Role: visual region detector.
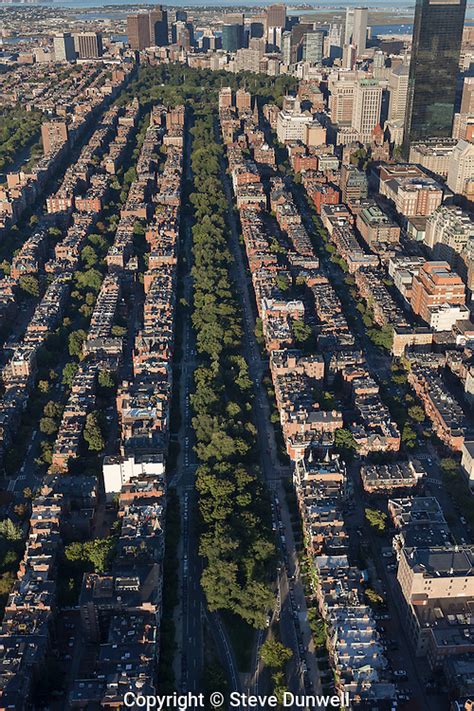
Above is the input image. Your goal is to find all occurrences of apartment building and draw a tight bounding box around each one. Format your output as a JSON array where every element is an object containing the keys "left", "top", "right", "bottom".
[
  {"left": 356, "top": 201, "right": 400, "bottom": 255},
  {"left": 408, "top": 364, "right": 466, "bottom": 450},
  {"left": 409, "top": 139, "right": 457, "bottom": 178},
  {"left": 379, "top": 164, "right": 445, "bottom": 219},
  {"left": 411, "top": 261, "right": 467, "bottom": 330},
  {"left": 398, "top": 546, "right": 474, "bottom": 668}
]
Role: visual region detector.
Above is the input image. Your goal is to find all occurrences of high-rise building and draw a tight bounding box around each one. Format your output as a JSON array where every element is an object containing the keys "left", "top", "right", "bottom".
[
  {"left": 282, "top": 23, "right": 312, "bottom": 65},
  {"left": 265, "top": 4, "right": 286, "bottom": 29},
  {"left": 397, "top": 544, "right": 474, "bottom": 610},
  {"left": 175, "top": 9, "right": 187, "bottom": 22},
  {"left": 149, "top": 6, "right": 168, "bottom": 46},
  {"left": 324, "top": 24, "right": 343, "bottom": 62},
  {"left": 266, "top": 25, "right": 284, "bottom": 50},
  {"left": 172, "top": 20, "right": 194, "bottom": 48},
  {"left": 329, "top": 74, "right": 356, "bottom": 126},
  {"left": 226, "top": 12, "right": 244, "bottom": 25},
  {"left": 352, "top": 7, "right": 368, "bottom": 54},
  {"left": 265, "top": 5, "right": 286, "bottom": 47},
  {"left": 200, "top": 31, "right": 221, "bottom": 52},
  {"left": 222, "top": 22, "right": 244, "bottom": 52},
  {"left": 353, "top": 79, "right": 382, "bottom": 137},
  {"left": 328, "top": 24, "right": 342, "bottom": 48},
  {"left": 344, "top": 7, "right": 354, "bottom": 45},
  {"left": 75, "top": 32, "right": 103, "bottom": 59},
  {"left": 281, "top": 32, "right": 291, "bottom": 64},
  {"left": 452, "top": 113, "right": 474, "bottom": 141},
  {"left": 344, "top": 7, "right": 368, "bottom": 55},
  {"left": 53, "top": 33, "right": 76, "bottom": 62},
  {"left": 372, "top": 50, "right": 385, "bottom": 78},
  {"left": 302, "top": 30, "right": 324, "bottom": 65},
  {"left": 250, "top": 21, "right": 265, "bottom": 39},
  {"left": 388, "top": 63, "right": 409, "bottom": 123},
  {"left": 425, "top": 206, "right": 474, "bottom": 264},
  {"left": 342, "top": 43, "right": 356, "bottom": 70},
  {"left": 41, "top": 120, "right": 69, "bottom": 155},
  {"left": 447, "top": 139, "right": 474, "bottom": 197},
  {"left": 404, "top": 0, "right": 467, "bottom": 147},
  {"left": 409, "top": 138, "right": 457, "bottom": 177},
  {"left": 276, "top": 98, "right": 326, "bottom": 146},
  {"left": 127, "top": 13, "right": 150, "bottom": 50}
]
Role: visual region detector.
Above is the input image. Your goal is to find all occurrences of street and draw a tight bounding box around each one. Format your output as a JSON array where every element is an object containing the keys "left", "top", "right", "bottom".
[{"left": 219, "top": 146, "right": 324, "bottom": 698}]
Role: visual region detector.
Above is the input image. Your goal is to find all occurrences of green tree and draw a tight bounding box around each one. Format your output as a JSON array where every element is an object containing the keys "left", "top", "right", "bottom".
[
  {"left": 292, "top": 319, "right": 312, "bottom": 347},
  {"left": 83, "top": 412, "right": 104, "bottom": 452},
  {"left": 13, "top": 503, "right": 28, "bottom": 520},
  {"left": 111, "top": 325, "right": 127, "bottom": 337},
  {"left": 98, "top": 369, "right": 115, "bottom": 389},
  {"left": 0, "top": 519, "right": 22, "bottom": 541},
  {"left": 64, "top": 536, "right": 115, "bottom": 574},
  {"left": 68, "top": 329, "right": 87, "bottom": 358},
  {"left": 365, "top": 587, "right": 385, "bottom": 607},
  {"left": 0, "top": 260, "right": 11, "bottom": 276},
  {"left": 62, "top": 361, "right": 78, "bottom": 387},
  {"left": 85, "top": 537, "right": 115, "bottom": 573},
  {"left": 260, "top": 639, "right": 292, "bottom": 669},
  {"left": 368, "top": 325, "right": 393, "bottom": 351},
  {"left": 334, "top": 428, "right": 358, "bottom": 460},
  {"left": 81, "top": 245, "right": 98, "bottom": 268},
  {"left": 365, "top": 508, "right": 387, "bottom": 533},
  {"left": 272, "top": 671, "right": 288, "bottom": 706},
  {"left": 408, "top": 405, "right": 425, "bottom": 423},
  {"left": 0, "top": 572, "right": 16, "bottom": 597},
  {"left": 317, "top": 390, "right": 337, "bottom": 411},
  {"left": 307, "top": 608, "right": 327, "bottom": 650},
  {"left": 19, "top": 275, "right": 40, "bottom": 297},
  {"left": 36, "top": 440, "right": 52, "bottom": 466},
  {"left": 401, "top": 422, "right": 417, "bottom": 449},
  {"left": 39, "top": 417, "right": 58, "bottom": 436},
  {"left": 43, "top": 401, "right": 62, "bottom": 419},
  {"left": 75, "top": 268, "right": 102, "bottom": 292},
  {"left": 440, "top": 458, "right": 459, "bottom": 475},
  {"left": 38, "top": 380, "right": 49, "bottom": 394},
  {"left": 276, "top": 275, "right": 290, "bottom": 292}
]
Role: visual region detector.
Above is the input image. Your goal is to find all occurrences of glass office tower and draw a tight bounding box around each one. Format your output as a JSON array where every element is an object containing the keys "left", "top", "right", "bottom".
[
  {"left": 404, "top": 0, "right": 467, "bottom": 148},
  {"left": 149, "top": 6, "right": 169, "bottom": 46},
  {"left": 222, "top": 23, "right": 244, "bottom": 52}
]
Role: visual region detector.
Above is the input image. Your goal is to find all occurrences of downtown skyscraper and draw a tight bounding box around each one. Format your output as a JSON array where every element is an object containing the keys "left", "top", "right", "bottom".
[
  {"left": 404, "top": 0, "right": 467, "bottom": 147},
  {"left": 127, "top": 5, "right": 168, "bottom": 50}
]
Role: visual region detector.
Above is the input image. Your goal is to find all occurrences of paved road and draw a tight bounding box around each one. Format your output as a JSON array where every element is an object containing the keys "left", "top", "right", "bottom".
[{"left": 172, "top": 125, "right": 204, "bottom": 694}]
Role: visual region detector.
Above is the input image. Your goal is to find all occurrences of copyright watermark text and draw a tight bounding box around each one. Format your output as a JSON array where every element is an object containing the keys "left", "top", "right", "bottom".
[{"left": 124, "top": 691, "right": 350, "bottom": 709}]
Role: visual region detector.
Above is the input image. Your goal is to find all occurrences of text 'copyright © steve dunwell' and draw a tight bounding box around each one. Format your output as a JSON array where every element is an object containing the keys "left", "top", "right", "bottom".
[{"left": 124, "top": 691, "right": 350, "bottom": 709}]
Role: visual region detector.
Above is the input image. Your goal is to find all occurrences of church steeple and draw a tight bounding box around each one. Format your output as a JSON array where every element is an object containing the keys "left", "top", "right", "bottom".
[{"left": 252, "top": 96, "right": 259, "bottom": 122}]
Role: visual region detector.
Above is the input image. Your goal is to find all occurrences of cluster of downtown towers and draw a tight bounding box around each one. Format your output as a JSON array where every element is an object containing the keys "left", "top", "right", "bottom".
[{"left": 125, "top": 0, "right": 467, "bottom": 148}]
